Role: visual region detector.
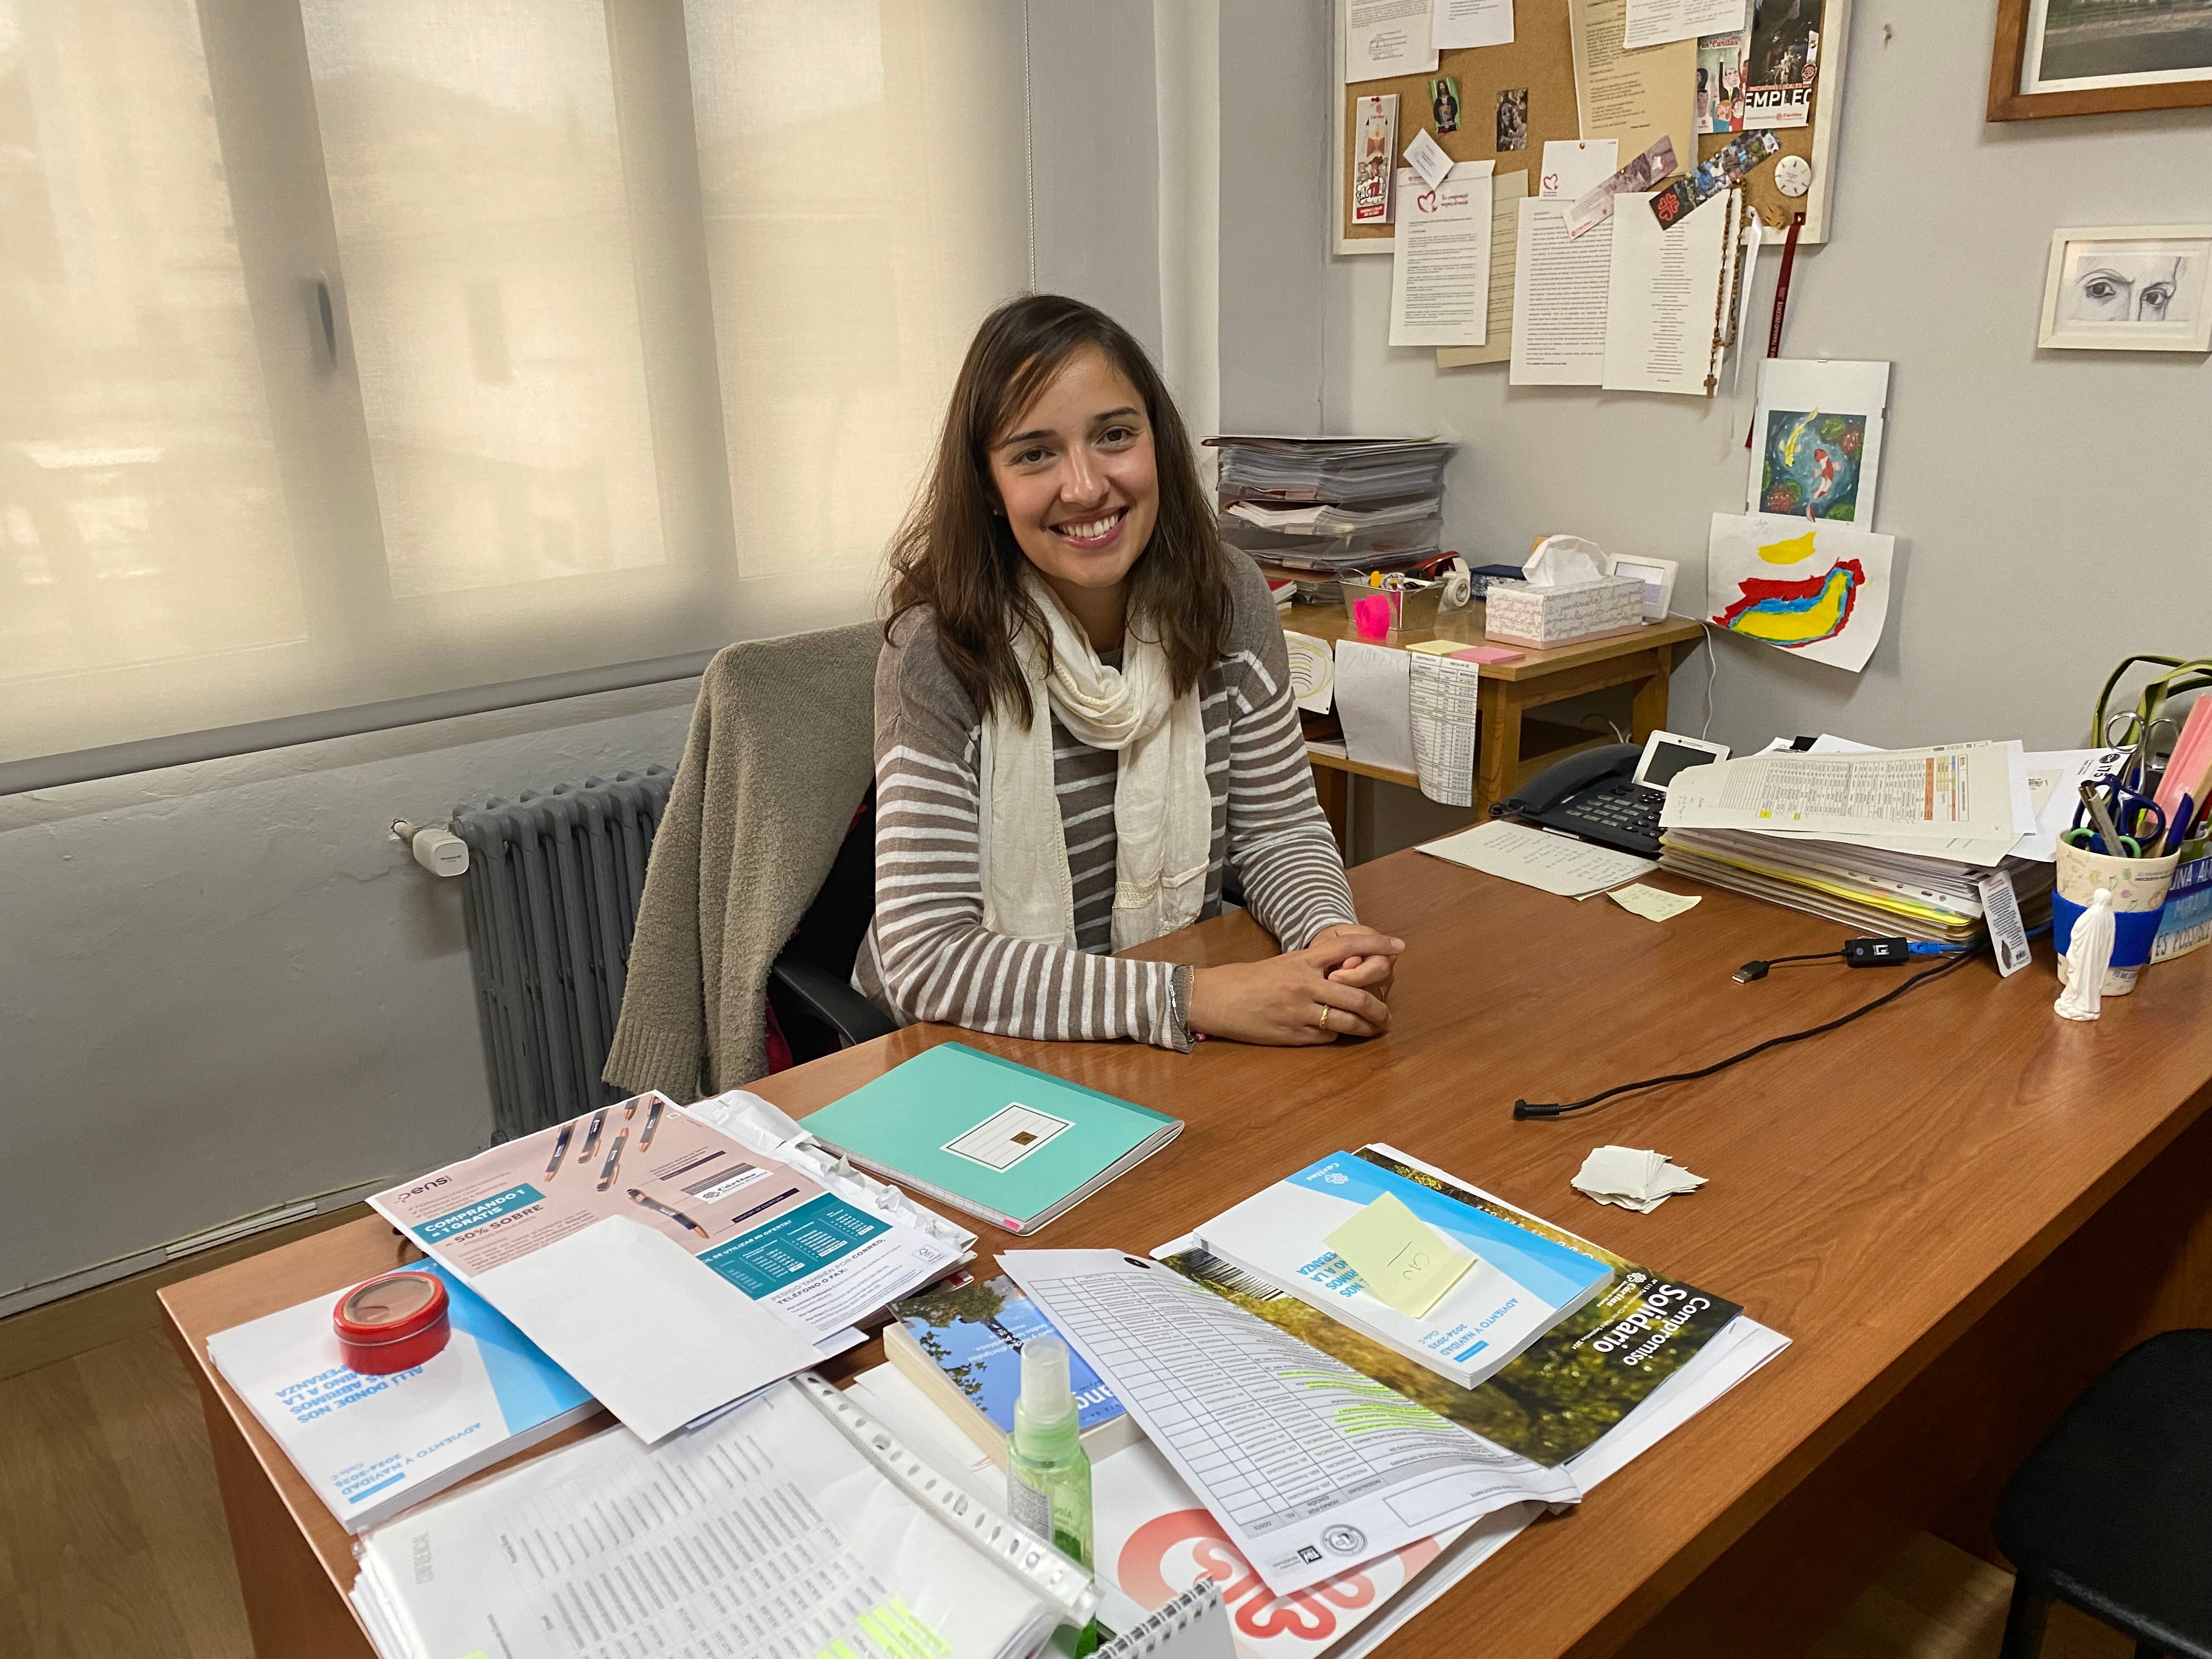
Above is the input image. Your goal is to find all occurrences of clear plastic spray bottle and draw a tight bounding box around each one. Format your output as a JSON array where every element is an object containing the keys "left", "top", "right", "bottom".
[{"left": 1006, "top": 1335, "right": 1098, "bottom": 1654}]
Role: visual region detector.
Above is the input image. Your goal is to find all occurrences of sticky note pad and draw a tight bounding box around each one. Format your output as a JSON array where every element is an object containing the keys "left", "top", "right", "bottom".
[
  {"left": 1323, "top": 1193, "right": 1477, "bottom": 1318},
  {"left": 1404, "top": 637, "right": 1464, "bottom": 655}
]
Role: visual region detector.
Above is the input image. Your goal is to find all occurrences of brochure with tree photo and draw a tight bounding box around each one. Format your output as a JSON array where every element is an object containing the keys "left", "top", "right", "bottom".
[{"left": 1159, "top": 1143, "right": 1742, "bottom": 1466}]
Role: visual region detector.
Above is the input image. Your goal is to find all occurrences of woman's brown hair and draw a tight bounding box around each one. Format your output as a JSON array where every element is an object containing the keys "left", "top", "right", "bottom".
[{"left": 885, "top": 294, "right": 1230, "bottom": 729}]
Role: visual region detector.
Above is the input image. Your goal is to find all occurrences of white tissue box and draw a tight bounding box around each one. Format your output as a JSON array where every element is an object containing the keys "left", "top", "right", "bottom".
[{"left": 1483, "top": 574, "right": 1647, "bottom": 650}]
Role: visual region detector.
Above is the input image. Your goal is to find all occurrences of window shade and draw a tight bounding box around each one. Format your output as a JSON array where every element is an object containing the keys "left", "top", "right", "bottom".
[{"left": 0, "top": 0, "right": 1030, "bottom": 769}]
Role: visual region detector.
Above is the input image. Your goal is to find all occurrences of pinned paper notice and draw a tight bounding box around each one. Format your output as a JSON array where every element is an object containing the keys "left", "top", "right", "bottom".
[
  {"left": 1404, "top": 127, "right": 1454, "bottom": 191},
  {"left": 1608, "top": 884, "right": 1702, "bottom": 921},
  {"left": 1539, "top": 138, "right": 1616, "bottom": 200},
  {"left": 1324, "top": 1193, "right": 1477, "bottom": 1318}
]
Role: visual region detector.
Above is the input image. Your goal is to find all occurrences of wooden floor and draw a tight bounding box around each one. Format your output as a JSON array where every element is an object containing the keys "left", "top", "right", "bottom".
[{"left": 0, "top": 1310, "right": 2132, "bottom": 1659}]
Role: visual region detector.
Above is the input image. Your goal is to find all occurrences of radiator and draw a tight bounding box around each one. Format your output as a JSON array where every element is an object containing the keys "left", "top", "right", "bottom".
[{"left": 452, "top": 766, "right": 676, "bottom": 1143}]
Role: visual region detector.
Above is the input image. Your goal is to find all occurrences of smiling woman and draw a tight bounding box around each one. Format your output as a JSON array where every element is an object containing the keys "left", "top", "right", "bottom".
[{"left": 855, "top": 295, "right": 1405, "bottom": 1053}]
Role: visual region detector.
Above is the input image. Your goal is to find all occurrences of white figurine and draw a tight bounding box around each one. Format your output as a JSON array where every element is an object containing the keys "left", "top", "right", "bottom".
[{"left": 2055, "top": 887, "right": 2116, "bottom": 1022}]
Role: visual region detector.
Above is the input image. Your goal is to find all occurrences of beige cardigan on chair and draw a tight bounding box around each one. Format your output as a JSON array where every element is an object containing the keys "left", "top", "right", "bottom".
[{"left": 602, "top": 622, "right": 881, "bottom": 1101}]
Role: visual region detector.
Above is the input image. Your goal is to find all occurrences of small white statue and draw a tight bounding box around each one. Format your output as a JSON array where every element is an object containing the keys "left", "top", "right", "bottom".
[{"left": 2055, "top": 887, "right": 2117, "bottom": 1022}]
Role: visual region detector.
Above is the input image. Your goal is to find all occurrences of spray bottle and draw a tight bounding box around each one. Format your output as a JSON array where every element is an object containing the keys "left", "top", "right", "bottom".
[{"left": 1006, "top": 1335, "right": 1098, "bottom": 1652}]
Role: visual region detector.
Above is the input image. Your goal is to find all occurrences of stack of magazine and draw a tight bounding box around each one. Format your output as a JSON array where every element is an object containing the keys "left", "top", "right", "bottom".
[{"left": 1207, "top": 435, "right": 1454, "bottom": 578}]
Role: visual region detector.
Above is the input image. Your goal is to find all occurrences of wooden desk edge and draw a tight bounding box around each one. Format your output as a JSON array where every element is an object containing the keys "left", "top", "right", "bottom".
[{"left": 1564, "top": 1068, "right": 2212, "bottom": 1656}]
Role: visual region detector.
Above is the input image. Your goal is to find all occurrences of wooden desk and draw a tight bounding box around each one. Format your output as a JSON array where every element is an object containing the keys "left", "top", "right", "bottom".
[
  {"left": 163, "top": 855, "right": 2212, "bottom": 1659},
  {"left": 1285, "top": 601, "right": 1705, "bottom": 836}
]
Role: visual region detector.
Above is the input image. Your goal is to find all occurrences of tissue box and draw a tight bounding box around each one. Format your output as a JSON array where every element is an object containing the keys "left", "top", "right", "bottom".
[{"left": 1483, "top": 574, "right": 1646, "bottom": 650}]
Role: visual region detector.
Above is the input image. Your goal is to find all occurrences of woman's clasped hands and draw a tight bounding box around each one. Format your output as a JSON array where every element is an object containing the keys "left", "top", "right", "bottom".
[{"left": 1187, "top": 924, "right": 1405, "bottom": 1046}]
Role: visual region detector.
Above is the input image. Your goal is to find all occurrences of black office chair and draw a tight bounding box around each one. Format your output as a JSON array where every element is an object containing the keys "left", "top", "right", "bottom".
[
  {"left": 766, "top": 788, "right": 898, "bottom": 1065},
  {"left": 1994, "top": 1328, "right": 2212, "bottom": 1659}
]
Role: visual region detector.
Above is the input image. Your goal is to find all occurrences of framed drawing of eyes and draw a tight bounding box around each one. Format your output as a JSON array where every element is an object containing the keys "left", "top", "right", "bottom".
[{"left": 2038, "top": 225, "right": 2212, "bottom": 352}]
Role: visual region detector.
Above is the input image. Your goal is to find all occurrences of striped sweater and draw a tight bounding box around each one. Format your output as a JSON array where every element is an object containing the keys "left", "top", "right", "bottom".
[{"left": 855, "top": 555, "right": 1357, "bottom": 1051}]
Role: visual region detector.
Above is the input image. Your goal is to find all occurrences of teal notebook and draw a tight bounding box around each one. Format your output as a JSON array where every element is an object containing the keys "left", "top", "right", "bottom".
[{"left": 799, "top": 1043, "right": 1183, "bottom": 1234}]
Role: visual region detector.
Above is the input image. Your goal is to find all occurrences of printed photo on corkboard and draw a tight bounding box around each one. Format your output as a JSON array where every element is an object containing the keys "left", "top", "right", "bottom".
[{"left": 1496, "top": 87, "right": 1530, "bottom": 149}]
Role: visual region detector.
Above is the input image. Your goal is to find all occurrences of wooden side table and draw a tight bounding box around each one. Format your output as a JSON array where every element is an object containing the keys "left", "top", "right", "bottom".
[{"left": 1280, "top": 601, "right": 1706, "bottom": 848}]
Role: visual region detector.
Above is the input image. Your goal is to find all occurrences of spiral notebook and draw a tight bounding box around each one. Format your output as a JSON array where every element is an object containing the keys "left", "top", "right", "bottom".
[{"left": 1099, "top": 1579, "right": 1234, "bottom": 1658}]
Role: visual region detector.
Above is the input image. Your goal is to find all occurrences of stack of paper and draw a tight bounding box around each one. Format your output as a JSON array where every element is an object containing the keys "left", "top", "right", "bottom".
[
  {"left": 1572, "top": 1146, "right": 1707, "bottom": 1214},
  {"left": 1656, "top": 738, "right": 2081, "bottom": 943},
  {"left": 348, "top": 1376, "right": 1096, "bottom": 1659},
  {"left": 1206, "top": 435, "right": 1455, "bottom": 576}
]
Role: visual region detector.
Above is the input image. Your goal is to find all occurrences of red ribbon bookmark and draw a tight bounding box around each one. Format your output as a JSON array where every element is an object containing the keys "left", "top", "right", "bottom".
[{"left": 1747, "top": 211, "right": 1807, "bottom": 449}]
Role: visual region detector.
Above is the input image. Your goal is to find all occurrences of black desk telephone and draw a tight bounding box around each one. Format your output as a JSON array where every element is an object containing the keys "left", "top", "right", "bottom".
[{"left": 1491, "top": 731, "right": 1730, "bottom": 857}]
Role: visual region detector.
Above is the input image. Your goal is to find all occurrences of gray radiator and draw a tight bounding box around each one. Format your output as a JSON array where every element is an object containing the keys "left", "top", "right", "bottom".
[{"left": 452, "top": 767, "right": 675, "bottom": 1143}]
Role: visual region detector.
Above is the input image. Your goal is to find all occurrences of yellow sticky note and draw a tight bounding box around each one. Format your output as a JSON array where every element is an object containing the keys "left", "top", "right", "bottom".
[
  {"left": 1607, "top": 883, "right": 1702, "bottom": 922},
  {"left": 1404, "top": 637, "right": 1464, "bottom": 654},
  {"left": 1323, "top": 1193, "right": 1476, "bottom": 1319}
]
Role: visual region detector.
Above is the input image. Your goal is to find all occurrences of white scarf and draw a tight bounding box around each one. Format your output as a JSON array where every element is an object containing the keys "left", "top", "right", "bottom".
[{"left": 977, "top": 575, "right": 1211, "bottom": 952}]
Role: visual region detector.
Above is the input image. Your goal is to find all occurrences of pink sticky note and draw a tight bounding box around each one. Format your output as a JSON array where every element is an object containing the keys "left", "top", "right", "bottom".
[
  {"left": 1453, "top": 645, "right": 1524, "bottom": 663},
  {"left": 1353, "top": 594, "right": 1393, "bottom": 641}
]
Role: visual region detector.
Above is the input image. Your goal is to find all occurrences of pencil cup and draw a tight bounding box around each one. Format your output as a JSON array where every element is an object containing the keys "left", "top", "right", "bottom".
[{"left": 2052, "top": 839, "right": 2180, "bottom": 997}]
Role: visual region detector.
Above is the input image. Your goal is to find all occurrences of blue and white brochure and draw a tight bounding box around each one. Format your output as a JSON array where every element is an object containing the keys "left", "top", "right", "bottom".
[
  {"left": 206, "top": 1261, "right": 596, "bottom": 1532},
  {"left": 1195, "top": 1152, "right": 1616, "bottom": 1388}
]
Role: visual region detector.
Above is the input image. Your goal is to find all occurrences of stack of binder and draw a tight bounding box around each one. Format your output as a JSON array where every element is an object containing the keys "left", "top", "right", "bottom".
[{"left": 1205, "top": 434, "right": 1454, "bottom": 577}]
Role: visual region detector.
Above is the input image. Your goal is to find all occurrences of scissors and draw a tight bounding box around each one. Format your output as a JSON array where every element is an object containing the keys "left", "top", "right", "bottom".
[
  {"left": 2102, "top": 712, "right": 2180, "bottom": 795},
  {"left": 2072, "top": 775, "right": 2166, "bottom": 858}
]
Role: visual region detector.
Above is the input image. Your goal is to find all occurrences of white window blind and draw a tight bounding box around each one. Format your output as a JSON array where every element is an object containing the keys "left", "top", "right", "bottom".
[{"left": 0, "top": 0, "right": 1030, "bottom": 772}]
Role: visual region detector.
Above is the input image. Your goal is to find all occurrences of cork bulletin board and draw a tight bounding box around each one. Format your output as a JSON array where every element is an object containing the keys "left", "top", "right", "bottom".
[
  {"left": 1335, "top": 0, "right": 1582, "bottom": 253},
  {"left": 1334, "top": 0, "right": 1847, "bottom": 253}
]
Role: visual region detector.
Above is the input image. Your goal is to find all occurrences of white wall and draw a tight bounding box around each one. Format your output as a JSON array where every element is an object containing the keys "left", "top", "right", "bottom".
[
  {"left": 0, "top": 686, "right": 695, "bottom": 1310},
  {"left": 1316, "top": 1, "right": 2212, "bottom": 757},
  {"left": 0, "top": 7, "right": 1171, "bottom": 1311}
]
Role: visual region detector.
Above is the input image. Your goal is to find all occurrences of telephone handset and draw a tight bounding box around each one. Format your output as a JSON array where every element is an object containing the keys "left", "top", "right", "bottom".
[
  {"left": 1492, "top": 732, "right": 1728, "bottom": 857},
  {"left": 1496, "top": 744, "right": 1640, "bottom": 817}
]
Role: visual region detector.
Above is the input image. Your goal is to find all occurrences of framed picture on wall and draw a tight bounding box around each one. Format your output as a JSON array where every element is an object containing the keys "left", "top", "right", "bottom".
[
  {"left": 1990, "top": 0, "right": 2212, "bottom": 121},
  {"left": 2038, "top": 225, "right": 2212, "bottom": 352}
]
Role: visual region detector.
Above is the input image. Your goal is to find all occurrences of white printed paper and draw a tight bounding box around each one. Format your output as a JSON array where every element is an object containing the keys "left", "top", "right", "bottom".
[
  {"left": 1625, "top": 0, "right": 1747, "bottom": 50},
  {"left": 1403, "top": 127, "right": 1454, "bottom": 191},
  {"left": 1347, "top": 0, "right": 1438, "bottom": 81},
  {"left": 471, "top": 1219, "right": 822, "bottom": 1443},
  {"left": 1705, "top": 512, "right": 1894, "bottom": 674},
  {"left": 1419, "top": 819, "right": 1658, "bottom": 896},
  {"left": 1660, "top": 742, "right": 2027, "bottom": 843},
  {"left": 350, "top": 1381, "right": 1069, "bottom": 1659},
  {"left": 1434, "top": 0, "right": 1515, "bottom": 49},
  {"left": 1539, "top": 138, "right": 1618, "bottom": 199},
  {"left": 1410, "top": 654, "right": 1482, "bottom": 806},
  {"left": 1510, "top": 198, "right": 1611, "bottom": 386},
  {"left": 1335, "top": 639, "right": 1416, "bottom": 774},
  {"left": 1002, "top": 1249, "right": 1578, "bottom": 1597},
  {"left": 1601, "top": 189, "right": 1732, "bottom": 397},
  {"left": 1390, "top": 162, "right": 1497, "bottom": 347}
]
